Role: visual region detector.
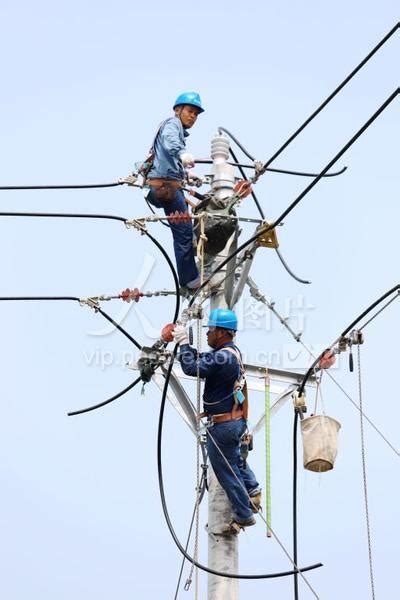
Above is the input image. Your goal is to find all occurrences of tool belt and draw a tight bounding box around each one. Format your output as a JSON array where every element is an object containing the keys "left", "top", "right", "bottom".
[
  {"left": 146, "top": 178, "right": 183, "bottom": 201},
  {"left": 207, "top": 410, "right": 244, "bottom": 424}
]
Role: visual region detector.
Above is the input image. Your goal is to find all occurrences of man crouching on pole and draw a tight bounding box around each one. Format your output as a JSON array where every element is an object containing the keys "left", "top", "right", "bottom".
[{"left": 173, "top": 308, "right": 261, "bottom": 530}]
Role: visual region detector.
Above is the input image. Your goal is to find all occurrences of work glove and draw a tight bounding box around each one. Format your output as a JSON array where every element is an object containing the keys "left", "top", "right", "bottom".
[
  {"left": 172, "top": 324, "right": 189, "bottom": 345},
  {"left": 180, "top": 152, "right": 195, "bottom": 169},
  {"left": 186, "top": 171, "right": 204, "bottom": 187},
  {"left": 118, "top": 174, "right": 138, "bottom": 186}
]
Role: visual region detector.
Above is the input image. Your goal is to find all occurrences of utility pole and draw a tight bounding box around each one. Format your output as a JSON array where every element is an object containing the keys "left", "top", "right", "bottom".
[{"left": 206, "top": 132, "right": 239, "bottom": 600}]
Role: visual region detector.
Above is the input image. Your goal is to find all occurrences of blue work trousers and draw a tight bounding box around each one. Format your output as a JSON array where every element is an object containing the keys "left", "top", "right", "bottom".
[
  {"left": 206, "top": 418, "right": 259, "bottom": 522},
  {"left": 147, "top": 188, "right": 199, "bottom": 287}
]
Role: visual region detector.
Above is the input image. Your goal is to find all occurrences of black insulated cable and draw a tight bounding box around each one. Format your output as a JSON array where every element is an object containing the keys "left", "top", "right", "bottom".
[
  {"left": 229, "top": 144, "right": 311, "bottom": 284},
  {"left": 0, "top": 296, "right": 142, "bottom": 349},
  {"left": 96, "top": 307, "right": 142, "bottom": 350},
  {"left": 157, "top": 346, "right": 323, "bottom": 580},
  {"left": 0, "top": 181, "right": 140, "bottom": 191},
  {"left": 189, "top": 89, "right": 399, "bottom": 309},
  {"left": 0, "top": 211, "right": 127, "bottom": 223},
  {"left": 218, "top": 126, "right": 256, "bottom": 161},
  {"left": 254, "top": 22, "right": 399, "bottom": 181},
  {"left": 195, "top": 158, "right": 347, "bottom": 178},
  {"left": 68, "top": 377, "right": 142, "bottom": 416},
  {"left": 298, "top": 284, "right": 400, "bottom": 395},
  {"left": 0, "top": 210, "right": 181, "bottom": 324},
  {"left": 293, "top": 410, "right": 300, "bottom": 600},
  {"left": 274, "top": 247, "right": 311, "bottom": 285},
  {"left": 229, "top": 145, "right": 265, "bottom": 218},
  {"left": 229, "top": 146, "right": 311, "bottom": 284}
]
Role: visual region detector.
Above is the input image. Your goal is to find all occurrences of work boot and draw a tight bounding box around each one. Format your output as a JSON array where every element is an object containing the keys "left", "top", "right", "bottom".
[
  {"left": 232, "top": 515, "right": 256, "bottom": 530},
  {"left": 249, "top": 491, "right": 262, "bottom": 514},
  {"left": 219, "top": 515, "right": 256, "bottom": 535}
]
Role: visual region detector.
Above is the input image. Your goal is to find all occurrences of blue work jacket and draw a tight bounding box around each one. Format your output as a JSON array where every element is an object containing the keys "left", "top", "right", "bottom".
[
  {"left": 147, "top": 116, "right": 189, "bottom": 181},
  {"left": 179, "top": 342, "right": 241, "bottom": 415}
]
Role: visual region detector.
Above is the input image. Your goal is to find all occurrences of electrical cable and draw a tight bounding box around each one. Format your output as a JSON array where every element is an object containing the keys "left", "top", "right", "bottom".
[
  {"left": 0, "top": 181, "right": 141, "bottom": 191},
  {"left": 253, "top": 22, "right": 399, "bottom": 182},
  {"left": 218, "top": 126, "right": 256, "bottom": 161},
  {"left": 274, "top": 247, "right": 311, "bottom": 285},
  {"left": 0, "top": 210, "right": 127, "bottom": 223},
  {"left": 145, "top": 197, "right": 170, "bottom": 228},
  {"left": 196, "top": 158, "right": 347, "bottom": 178},
  {"left": 95, "top": 307, "right": 141, "bottom": 350},
  {"left": 0, "top": 210, "right": 181, "bottom": 324},
  {"left": 293, "top": 410, "right": 300, "bottom": 600},
  {"left": 0, "top": 295, "right": 142, "bottom": 349},
  {"left": 68, "top": 377, "right": 142, "bottom": 416},
  {"left": 229, "top": 146, "right": 311, "bottom": 284},
  {"left": 189, "top": 89, "right": 399, "bottom": 310},
  {"left": 298, "top": 283, "right": 400, "bottom": 394},
  {"left": 157, "top": 347, "right": 323, "bottom": 580},
  {"left": 0, "top": 296, "right": 146, "bottom": 414},
  {"left": 229, "top": 146, "right": 265, "bottom": 218}
]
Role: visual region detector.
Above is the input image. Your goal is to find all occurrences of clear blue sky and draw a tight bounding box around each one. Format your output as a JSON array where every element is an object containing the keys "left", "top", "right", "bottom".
[{"left": 0, "top": 1, "right": 398, "bottom": 598}]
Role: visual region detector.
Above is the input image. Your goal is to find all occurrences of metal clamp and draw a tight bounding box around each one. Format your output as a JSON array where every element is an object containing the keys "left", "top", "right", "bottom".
[
  {"left": 292, "top": 390, "right": 307, "bottom": 417},
  {"left": 79, "top": 297, "right": 100, "bottom": 311},
  {"left": 125, "top": 218, "right": 147, "bottom": 233}
]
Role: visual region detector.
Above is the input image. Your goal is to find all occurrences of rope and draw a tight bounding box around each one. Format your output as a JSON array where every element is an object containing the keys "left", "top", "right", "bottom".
[
  {"left": 357, "top": 344, "right": 376, "bottom": 599},
  {"left": 265, "top": 369, "right": 272, "bottom": 538},
  {"left": 186, "top": 220, "right": 207, "bottom": 598},
  {"left": 205, "top": 424, "right": 320, "bottom": 599},
  {"left": 173, "top": 471, "right": 206, "bottom": 599}
]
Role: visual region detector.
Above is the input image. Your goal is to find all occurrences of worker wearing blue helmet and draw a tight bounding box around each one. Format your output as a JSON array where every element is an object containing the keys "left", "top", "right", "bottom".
[
  {"left": 173, "top": 308, "right": 261, "bottom": 531},
  {"left": 144, "top": 92, "right": 204, "bottom": 291}
]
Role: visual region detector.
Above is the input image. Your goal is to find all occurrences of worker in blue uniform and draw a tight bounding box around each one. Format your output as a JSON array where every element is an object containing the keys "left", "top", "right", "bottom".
[
  {"left": 145, "top": 92, "right": 204, "bottom": 291},
  {"left": 173, "top": 308, "right": 261, "bottom": 529}
]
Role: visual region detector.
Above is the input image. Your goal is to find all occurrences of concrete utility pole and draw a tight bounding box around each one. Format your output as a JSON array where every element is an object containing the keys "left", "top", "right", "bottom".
[{"left": 206, "top": 132, "right": 240, "bottom": 600}]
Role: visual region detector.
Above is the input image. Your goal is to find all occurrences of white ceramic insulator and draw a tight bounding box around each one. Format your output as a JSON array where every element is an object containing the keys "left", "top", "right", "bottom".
[
  {"left": 210, "top": 133, "right": 235, "bottom": 202},
  {"left": 211, "top": 133, "right": 230, "bottom": 163}
]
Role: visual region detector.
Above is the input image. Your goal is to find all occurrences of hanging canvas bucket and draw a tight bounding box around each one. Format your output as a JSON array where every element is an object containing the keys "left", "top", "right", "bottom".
[{"left": 300, "top": 415, "right": 341, "bottom": 472}]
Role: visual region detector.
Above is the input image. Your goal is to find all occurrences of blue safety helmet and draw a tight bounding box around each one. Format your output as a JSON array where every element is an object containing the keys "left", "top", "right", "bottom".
[
  {"left": 173, "top": 91, "right": 204, "bottom": 113},
  {"left": 207, "top": 308, "right": 238, "bottom": 331}
]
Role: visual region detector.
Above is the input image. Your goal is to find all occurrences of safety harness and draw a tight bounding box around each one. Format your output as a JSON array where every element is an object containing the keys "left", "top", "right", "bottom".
[{"left": 203, "top": 345, "right": 249, "bottom": 423}]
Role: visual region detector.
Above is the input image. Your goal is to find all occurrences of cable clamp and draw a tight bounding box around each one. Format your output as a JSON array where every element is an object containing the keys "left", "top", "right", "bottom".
[
  {"left": 184, "top": 578, "right": 192, "bottom": 591},
  {"left": 179, "top": 306, "right": 203, "bottom": 325},
  {"left": 118, "top": 173, "right": 138, "bottom": 186},
  {"left": 254, "top": 160, "right": 264, "bottom": 176},
  {"left": 292, "top": 390, "right": 307, "bottom": 415},
  {"left": 350, "top": 329, "right": 364, "bottom": 345},
  {"left": 125, "top": 218, "right": 147, "bottom": 233},
  {"left": 79, "top": 297, "right": 100, "bottom": 310}
]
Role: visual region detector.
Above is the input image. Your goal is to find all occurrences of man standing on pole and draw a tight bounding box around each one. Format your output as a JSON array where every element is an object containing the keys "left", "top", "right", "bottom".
[
  {"left": 173, "top": 308, "right": 261, "bottom": 530},
  {"left": 144, "top": 92, "right": 204, "bottom": 292}
]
